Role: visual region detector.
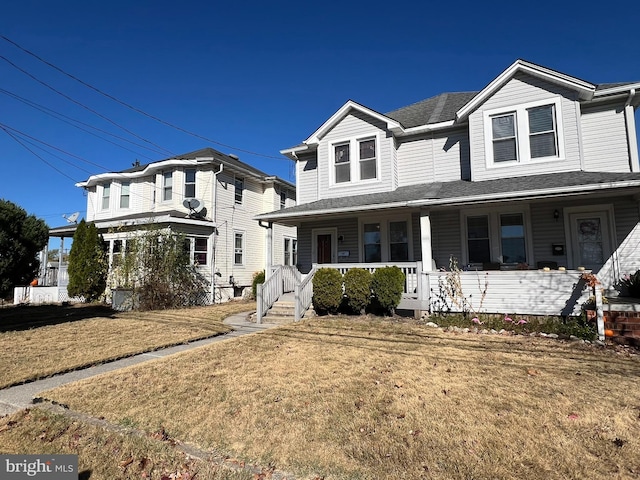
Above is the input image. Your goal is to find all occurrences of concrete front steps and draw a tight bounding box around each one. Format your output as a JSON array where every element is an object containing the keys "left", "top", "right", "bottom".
[{"left": 263, "top": 293, "right": 296, "bottom": 324}]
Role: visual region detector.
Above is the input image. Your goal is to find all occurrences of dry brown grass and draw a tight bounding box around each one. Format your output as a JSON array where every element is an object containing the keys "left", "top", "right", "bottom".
[
  {"left": 0, "top": 408, "right": 253, "bottom": 480},
  {"left": 0, "top": 301, "right": 253, "bottom": 388},
  {"left": 39, "top": 317, "right": 640, "bottom": 479}
]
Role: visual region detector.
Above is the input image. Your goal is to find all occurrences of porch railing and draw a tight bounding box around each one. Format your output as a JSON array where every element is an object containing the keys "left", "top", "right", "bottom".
[
  {"left": 295, "top": 266, "right": 317, "bottom": 321},
  {"left": 257, "top": 265, "right": 299, "bottom": 323}
]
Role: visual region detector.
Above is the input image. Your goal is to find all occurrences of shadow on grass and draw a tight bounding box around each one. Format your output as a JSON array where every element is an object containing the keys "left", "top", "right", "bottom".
[{"left": 0, "top": 303, "right": 116, "bottom": 332}]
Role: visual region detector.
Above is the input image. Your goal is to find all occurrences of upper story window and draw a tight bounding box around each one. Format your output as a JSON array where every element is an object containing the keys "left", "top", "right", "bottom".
[
  {"left": 332, "top": 136, "right": 379, "bottom": 185},
  {"left": 184, "top": 169, "right": 196, "bottom": 198},
  {"left": 334, "top": 143, "right": 350, "bottom": 183},
  {"left": 485, "top": 98, "right": 563, "bottom": 167},
  {"left": 101, "top": 183, "right": 110, "bottom": 210},
  {"left": 234, "top": 177, "right": 244, "bottom": 204},
  {"left": 163, "top": 172, "right": 173, "bottom": 201},
  {"left": 280, "top": 190, "right": 286, "bottom": 209},
  {"left": 234, "top": 232, "right": 244, "bottom": 265},
  {"left": 119, "top": 182, "right": 130, "bottom": 209}
]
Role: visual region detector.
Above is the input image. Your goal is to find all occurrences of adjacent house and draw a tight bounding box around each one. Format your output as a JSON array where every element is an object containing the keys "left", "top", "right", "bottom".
[
  {"left": 256, "top": 60, "right": 640, "bottom": 320},
  {"left": 29, "top": 147, "right": 296, "bottom": 304}
]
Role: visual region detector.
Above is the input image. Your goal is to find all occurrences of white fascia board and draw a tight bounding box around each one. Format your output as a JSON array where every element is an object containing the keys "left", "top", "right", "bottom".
[
  {"left": 408, "top": 180, "right": 640, "bottom": 207},
  {"left": 255, "top": 201, "right": 411, "bottom": 222},
  {"left": 456, "top": 60, "right": 596, "bottom": 121},
  {"left": 594, "top": 83, "right": 640, "bottom": 97},
  {"left": 280, "top": 144, "right": 313, "bottom": 160},
  {"left": 400, "top": 120, "right": 457, "bottom": 136},
  {"left": 305, "top": 100, "right": 403, "bottom": 145},
  {"left": 76, "top": 159, "right": 203, "bottom": 188},
  {"left": 94, "top": 214, "right": 216, "bottom": 231}
]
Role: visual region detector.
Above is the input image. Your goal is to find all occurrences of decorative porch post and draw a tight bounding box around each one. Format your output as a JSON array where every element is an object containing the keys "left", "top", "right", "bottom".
[
  {"left": 419, "top": 209, "right": 434, "bottom": 271},
  {"left": 265, "top": 221, "right": 273, "bottom": 279}
]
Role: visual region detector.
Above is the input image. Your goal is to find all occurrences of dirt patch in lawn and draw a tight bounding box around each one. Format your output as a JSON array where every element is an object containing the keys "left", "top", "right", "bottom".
[{"left": 39, "top": 316, "right": 640, "bottom": 479}]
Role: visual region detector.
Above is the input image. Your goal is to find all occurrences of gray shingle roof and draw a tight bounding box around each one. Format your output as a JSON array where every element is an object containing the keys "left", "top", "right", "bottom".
[
  {"left": 385, "top": 92, "right": 479, "bottom": 128},
  {"left": 257, "top": 171, "right": 640, "bottom": 220},
  {"left": 595, "top": 82, "right": 638, "bottom": 91}
]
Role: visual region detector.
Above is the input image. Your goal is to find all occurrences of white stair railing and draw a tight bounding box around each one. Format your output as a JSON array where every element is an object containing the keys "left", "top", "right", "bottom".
[{"left": 295, "top": 266, "right": 317, "bottom": 322}]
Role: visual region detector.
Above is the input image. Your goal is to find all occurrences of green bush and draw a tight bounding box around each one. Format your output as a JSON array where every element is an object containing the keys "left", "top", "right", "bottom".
[
  {"left": 312, "top": 268, "right": 343, "bottom": 314},
  {"left": 371, "top": 266, "right": 405, "bottom": 315},
  {"left": 251, "top": 270, "right": 265, "bottom": 299},
  {"left": 343, "top": 268, "right": 372, "bottom": 314}
]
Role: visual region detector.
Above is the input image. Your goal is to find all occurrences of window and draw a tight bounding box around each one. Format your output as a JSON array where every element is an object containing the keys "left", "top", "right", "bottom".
[
  {"left": 234, "top": 177, "right": 244, "bottom": 204},
  {"left": 467, "top": 216, "right": 491, "bottom": 264},
  {"left": 184, "top": 169, "right": 196, "bottom": 198},
  {"left": 234, "top": 232, "right": 244, "bottom": 265},
  {"left": 363, "top": 223, "right": 381, "bottom": 262},
  {"left": 284, "top": 238, "right": 298, "bottom": 266},
  {"left": 119, "top": 182, "right": 130, "bottom": 209},
  {"left": 163, "top": 172, "right": 173, "bottom": 201},
  {"left": 101, "top": 183, "right": 110, "bottom": 210},
  {"left": 280, "top": 190, "right": 286, "bottom": 209},
  {"left": 359, "top": 138, "right": 377, "bottom": 180},
  {"left": 485, "top": 98, "right": 563, "bottom": 166},
  {"left": 389, "top": 221, "right": 409, "bottom": 261},
  {"left": 491, "top": 114, "right": 517, "bottom": 163},
  {"left": 332, "top": 137, "right": 379, "bottom": 185},
  {"left": 194, "top": 237, "right": 207, "bottom": 266},
  {"left": 528, "top": 105, "right": 557, "bottom": 158},
  {"left": 464, "top": 210, "right": 531, "bottom": 267},
  {"left": 500, "top": 213, "right": 526, "bottom": 264},
  {"left": 334, "top": 143, "right": 350, "bottom": 183}
]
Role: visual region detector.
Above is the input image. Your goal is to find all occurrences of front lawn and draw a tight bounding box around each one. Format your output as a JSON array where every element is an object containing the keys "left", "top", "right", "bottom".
[
  {"left": 31, "top": 317, "right": 640, "bottom": 480},
  {"left": 0, "top": 301, "right": 253, "bottom": 388}
]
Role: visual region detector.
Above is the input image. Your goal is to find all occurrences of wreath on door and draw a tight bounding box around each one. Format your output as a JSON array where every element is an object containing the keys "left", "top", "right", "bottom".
[{"left": 579, "top": 220, "right": 598, "bottom": 235}]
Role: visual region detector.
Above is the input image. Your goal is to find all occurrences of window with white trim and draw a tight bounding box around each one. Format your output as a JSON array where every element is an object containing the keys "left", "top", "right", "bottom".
[
  {"left": 280, "top": 190, "right": 286, "bottom": 209},
  {"left": 284, "top": 237, "right": 297, "bottom": 266},
  {"left": 234, "top": 232, "right": 244, "bottom": 265},
  {"left": 184, "top": 169, "right": 196, "bottom": 198},
  {"left": 332, "top": 136, "right": 379, "bottom": 185},
  {"left": 119, "top": 182, "right": 130, "bottom": 209},
  {"left": 193, "top": 237, "right": 208, "bottom": 266},
  {"left": 360, "top": 217, "right": 411, "bottom": 263},
  {"left": 163, "top": 172, "right": 173, "bottom": 201},
  {"left": 234, "top": 177, "right": 244, "bottom": 204},
  {"left": 485, "top": 98, "right": 563, "bottom": 167},
  {"left": 101, "top": 183, "right": 110, "bottom": 210},
  {"left": 464, "top": 209, "right": 531, "bottom": 267}
]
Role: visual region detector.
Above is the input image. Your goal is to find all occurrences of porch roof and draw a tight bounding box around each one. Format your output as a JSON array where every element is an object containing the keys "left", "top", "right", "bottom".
[{"left": 255, "top": 171, "right": 640, "bottom": 222}]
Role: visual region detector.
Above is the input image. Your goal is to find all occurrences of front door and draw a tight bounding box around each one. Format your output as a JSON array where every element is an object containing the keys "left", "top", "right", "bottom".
[
  {"left": 569, "top": 211, "right": 612, "bottom": 270},
  {"left": 317, "top": 234, "right": 332, "bottom": 264}
]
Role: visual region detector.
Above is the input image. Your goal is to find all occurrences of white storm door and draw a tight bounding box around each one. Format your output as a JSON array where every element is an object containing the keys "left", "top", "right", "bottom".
[{"left": 568, "top": 211, "right": 612, "bottom": 270}]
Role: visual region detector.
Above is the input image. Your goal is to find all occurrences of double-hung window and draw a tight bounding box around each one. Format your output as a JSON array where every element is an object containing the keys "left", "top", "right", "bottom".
[
  {"left": 194, "top": 237, "right": 208, "bottom": 266},
  {"left": 284, "top": 237, "right": 297, "bottom": 266},
  {"left": 280, "top": 190, "right": 286, "bottom": 209},
  {"left": 361, "top": 218, "right": 409, "bottom": 263},
  {"left": 467, "top": 216, "right": 491, "bottom": 264},
  {"left": 500, "top": 213, "right": 526, "bottom": 264},
  {"left": 234, "top": 232, "right": 244, "bottom": 265},
  {"left": 119, "top": 182, "right": 130, "bottom": 209},
  {"left": 334, "top": 143, "right": 350, "bottom": 183},
  {"left": 184, "top": 169, "right": 196, "bottom": 198},
  {"left": 332, "top": 136, "right": 378, "bottom": 185},
  {"left": 101, "top": 183, "right": 111, "bottom": 210},
  {"left": 464, "top": 210, "right": 530, "bottom": 267},
  {"left": 234, "top": 177, "right": 244, "bottom": 205},
  {"left": 163, "top": 172, "right": 173, "bottom": 201},
  {"left": 485, "top": 98, "right": 563, "bottom": 167},
  {"left": 359, "top": 138, "right": 377, "bottom": 180}
]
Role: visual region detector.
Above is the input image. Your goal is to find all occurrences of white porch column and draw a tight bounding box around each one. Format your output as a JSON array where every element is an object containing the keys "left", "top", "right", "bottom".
[
  {"left": 265, "top": 221, "right": 273, "bottom": 278},
  {"left": 420, "top": 209, "right": 434, "bottom": 271}
]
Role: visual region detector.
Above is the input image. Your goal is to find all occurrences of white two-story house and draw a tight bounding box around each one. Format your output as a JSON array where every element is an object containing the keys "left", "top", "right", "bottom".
[
  {"left": 43, "top": 147, "right": 296, "bottom": 304},
  {"left": 256, "top": 60, "right": 640, "bottom": 320}
]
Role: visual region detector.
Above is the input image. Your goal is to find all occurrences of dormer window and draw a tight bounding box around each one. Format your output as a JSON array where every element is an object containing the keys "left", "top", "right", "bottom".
[
  {"left": 163, "top": 172, "right": 173, "bottom": 201},
  {"left": 332, "top": 136, "right": 379, "bottom": 185},
  {"left": 485, "top": 98, "right": 564, "bottom": 167}
]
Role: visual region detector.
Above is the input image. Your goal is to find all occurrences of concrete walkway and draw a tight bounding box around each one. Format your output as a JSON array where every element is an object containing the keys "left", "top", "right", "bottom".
[{"left": 0, "top": 312, "right": 274, "bottom": 416}]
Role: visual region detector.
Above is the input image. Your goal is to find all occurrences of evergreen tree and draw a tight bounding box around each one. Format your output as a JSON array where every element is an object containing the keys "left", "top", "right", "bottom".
[
  {"left": 67, "top": 219, "right": 107, "bottom": 301},
  {"left": 0, "top": 199, "right": 49, "bottom": 297}
]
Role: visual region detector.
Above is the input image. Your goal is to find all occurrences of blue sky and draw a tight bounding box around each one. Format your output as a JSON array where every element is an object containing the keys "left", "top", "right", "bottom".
[{"left": 2, "top": 0, "right": 639, "bottom": 237}]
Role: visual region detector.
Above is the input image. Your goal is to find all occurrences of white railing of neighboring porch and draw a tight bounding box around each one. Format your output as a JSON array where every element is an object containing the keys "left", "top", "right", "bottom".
[
  {"left": 256, "top": 265, "right": 299, "bottom": 324},
  {"left": 295, "top": 266, "right": 317, "bottom": 321}
]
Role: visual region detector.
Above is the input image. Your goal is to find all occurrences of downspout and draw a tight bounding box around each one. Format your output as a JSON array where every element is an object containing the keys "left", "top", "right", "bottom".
[
  {"left": 210, "top": 163, "right": 223, "bottom": 303},
  {"left": 625, "top": 89, "right": 639, "bottom": 172}
]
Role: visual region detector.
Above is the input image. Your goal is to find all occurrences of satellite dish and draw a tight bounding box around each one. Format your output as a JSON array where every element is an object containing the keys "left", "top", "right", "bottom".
[
  {"left": 63, "top": 212, "right": 80, "bottom": 224},
  {"left": 183, "top": 198, "right": 204, "bottom": 215}
]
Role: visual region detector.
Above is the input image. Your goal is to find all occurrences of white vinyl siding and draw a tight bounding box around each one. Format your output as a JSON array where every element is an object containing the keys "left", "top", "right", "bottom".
[
  {"left": 317, "top": 111, "right": 393, "bottom": 198},
  {"left": 581, "top": 104, "right": 632, "bottom": 172},
  {"left": 469, "top": 73, "right": 581, "bottom": 181},
  {"left": 296, "top": 153, "right": 318, "bottom": 205}
]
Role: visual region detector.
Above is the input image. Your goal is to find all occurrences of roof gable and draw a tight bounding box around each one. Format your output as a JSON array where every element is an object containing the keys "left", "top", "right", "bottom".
[{"left": 455, "top": 59, "right": 596, "bottom": 121}]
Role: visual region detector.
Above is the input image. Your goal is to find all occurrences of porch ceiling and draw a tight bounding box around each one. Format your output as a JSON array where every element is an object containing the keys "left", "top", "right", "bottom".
[{"left": 256, "top": 171, "right": 640, "bottom": 223}]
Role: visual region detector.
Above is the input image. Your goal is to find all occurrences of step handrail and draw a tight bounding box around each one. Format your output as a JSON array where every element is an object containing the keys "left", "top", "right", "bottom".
[
  {"left": 295, "top": 266, "right": 317, "bottom": 321},
  {"left": 256, "top": 266, "right": 284, "bottom": 324}
]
